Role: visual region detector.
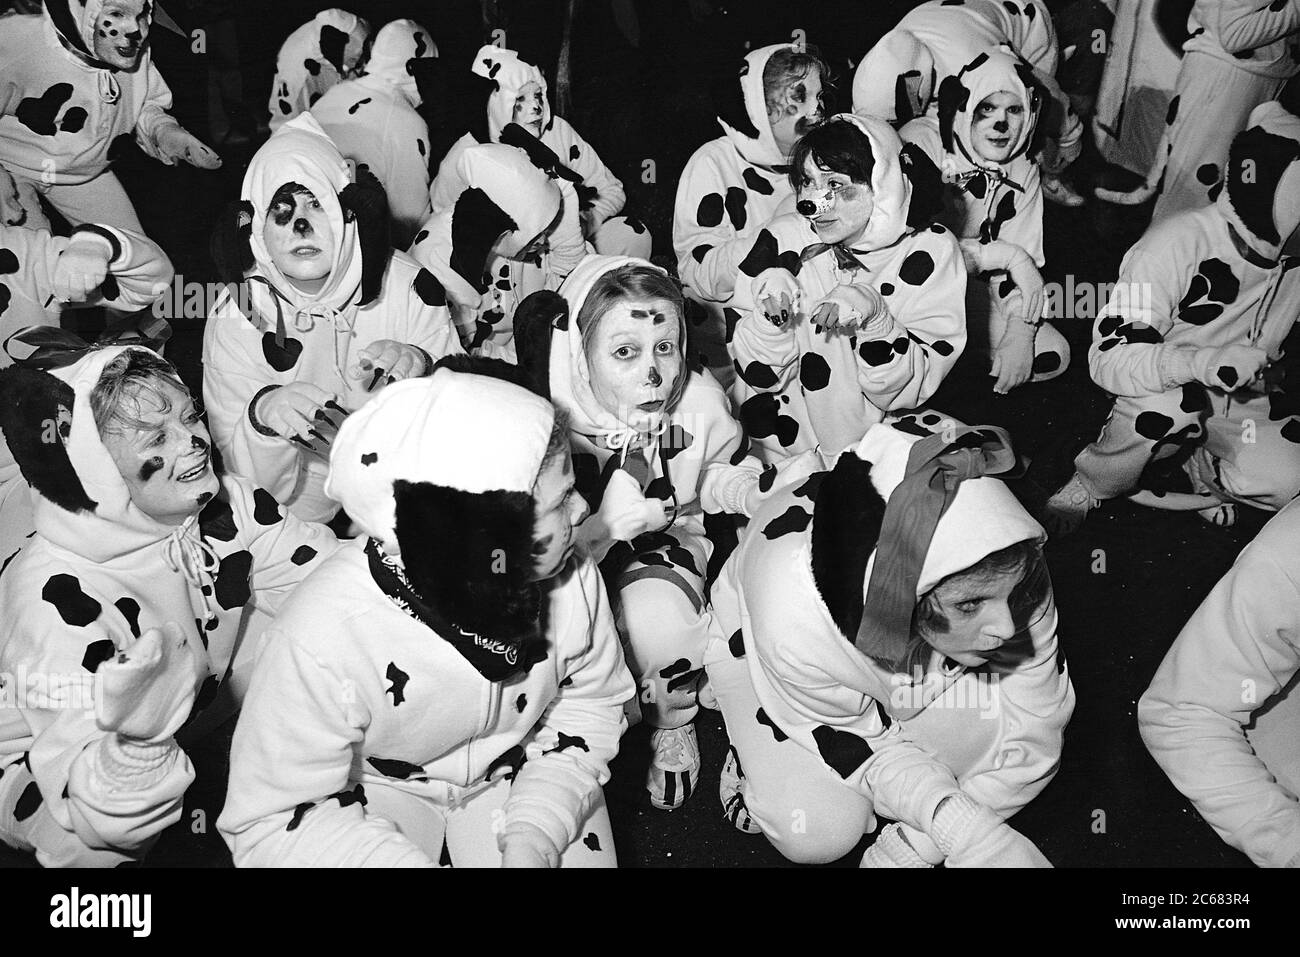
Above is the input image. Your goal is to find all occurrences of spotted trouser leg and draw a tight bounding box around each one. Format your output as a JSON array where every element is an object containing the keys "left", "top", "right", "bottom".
[
  {"left": 0, "top": 761, "right": 136, "bottom": 867},
  {"left": 968, "top": 277, "right": 1071, "bottom": 383},
  {"left": 611, "top": 525, "right": 713, "bottom": 730},
  {"left": 1073, "top": 384, "right": 1211, "bottom": 500},
  {"left": 1192, "top": 392, "right": 1300, "bottom": 512},
  {"left": 42, "top": 172, "right": 145, "bottom": 233}
]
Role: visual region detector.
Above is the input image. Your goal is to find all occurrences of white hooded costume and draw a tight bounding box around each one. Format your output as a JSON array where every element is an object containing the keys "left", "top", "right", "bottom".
[{"left": 268, "top": 9, "right": 371, "bottom": 133}]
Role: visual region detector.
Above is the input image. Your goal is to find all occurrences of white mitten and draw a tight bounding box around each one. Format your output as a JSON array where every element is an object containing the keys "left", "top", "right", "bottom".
[{"left": 96, "top": 622, "right": 209, "bottom": 744}]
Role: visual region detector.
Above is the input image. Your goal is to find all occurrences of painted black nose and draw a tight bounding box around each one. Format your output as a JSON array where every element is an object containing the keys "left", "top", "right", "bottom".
[
  {"left": 647, "top": 367, "right": 662, "bottom": 387},
  {"left": 294, "top": 218, "right": 312, "bottom": 235},
  {"left": 796, "top": 199, "right": 818, "bottom": 216}
]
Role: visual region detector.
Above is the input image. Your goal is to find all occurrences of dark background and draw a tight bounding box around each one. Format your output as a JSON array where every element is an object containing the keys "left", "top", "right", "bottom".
[{"left": 0, "top": 0, "right": 1272, "bottom": 867}]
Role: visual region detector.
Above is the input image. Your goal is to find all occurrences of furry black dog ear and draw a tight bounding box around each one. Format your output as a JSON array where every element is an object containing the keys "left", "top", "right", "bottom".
[
  {"left": 936, "top": 74, "right": 970, "bottom": 154},
  {"left": 900, "top": 143, "right": 946, "bottom": 229},
  {"left": 0, "top": 366, "right": 97, "bottom": 514},
  {"left": 209, "top": 200, "right": 255, "bottom": 285},
  {"left": 512, "top": 290, "right": 568, "bottom": 400},
  {"left": 1227, "top": 125, "right": 1300, "bottom": 245},
  {"left": 449, "top": 187, "right": 518, "bottom": 294},
  {"left": 393, "top": 479, "right": 543, "bottom": 648},
  {"left": 810, "top": 452, "right": 887, "bottom": 641},
  {"left": 340, "top": 166, "right": 393, "bottom": 306}
]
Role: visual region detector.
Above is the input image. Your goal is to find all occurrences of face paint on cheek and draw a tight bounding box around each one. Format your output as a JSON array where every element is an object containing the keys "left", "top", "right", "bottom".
[
  {"left": 139, "top": 456, "right": 165, "bottom": 482},
  {"left": 531, "top": 534, "right": 554, "bottom": 557},
  {"left": 196, "top": 491, "right": 215, "bottom": 505}
]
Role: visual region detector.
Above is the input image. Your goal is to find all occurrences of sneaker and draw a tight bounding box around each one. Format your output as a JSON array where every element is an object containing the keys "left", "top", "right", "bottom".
[
  {"left": 719, "top": 745, "right": 761, "bottom": 834},
  {"left": 1043, "top": 472, "right": 1099, "bottom": 535},
  {"left": 1043, "top": 174, "right": 1086, "bottom": 207},
  {"left": 647, "top": 724, "right": 701, "bottom": 810},
  {"left": 1198, "top": 502, "right": 1238, "bottom": 527}
]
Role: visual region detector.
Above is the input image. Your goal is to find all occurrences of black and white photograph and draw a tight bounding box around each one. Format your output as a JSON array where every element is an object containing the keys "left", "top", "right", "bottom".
[{"left": 0, "top": 0, "right": 1292, "bottom": 926}]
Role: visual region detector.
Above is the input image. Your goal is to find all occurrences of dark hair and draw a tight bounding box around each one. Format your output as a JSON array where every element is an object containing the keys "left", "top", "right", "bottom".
[
  {"left": 788, "top": 117, "right": 876, "bottom": 192},
  {"left": 895, "top": 539, "right": 1050, "bottom": 674},
  {"left": 540, "top": 406, "right": 572, "bottom": 470},
  {"left": 573, "top": 264, "right": 689, "bottom": 414},
  {"left": 90, "top": 350, "right": 194, "bottom": 438},
  {"left": 762, "top": 45, "right": 832, "bottom": 121}
]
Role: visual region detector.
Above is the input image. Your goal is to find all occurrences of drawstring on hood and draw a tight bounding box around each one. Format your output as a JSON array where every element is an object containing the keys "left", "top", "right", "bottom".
[
  {"left": 360, "top": 18, "right": 436, "bottom": 107},
  {"left": 164, "top": 513, "right": 220, "bottom": 621},
  {"left": 472, "top": 44, "right": 552, "bottom": 142},
  {"left": 716, "top": 43, "right": 798, "bottom": 170},
  {"left": 550, "top": 255, "right": 684, "bottom": 464},
  {"left": 936, "top": 48, "right": 1041, "bottom": 199}
]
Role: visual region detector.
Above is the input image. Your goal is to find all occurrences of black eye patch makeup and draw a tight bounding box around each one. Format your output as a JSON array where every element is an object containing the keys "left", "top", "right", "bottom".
[
  {"left": 139, "top": 456, "right": 165, "bottom": 481},
  {"left": 268, "top": 183, "right": 313, "bottom": 225}
]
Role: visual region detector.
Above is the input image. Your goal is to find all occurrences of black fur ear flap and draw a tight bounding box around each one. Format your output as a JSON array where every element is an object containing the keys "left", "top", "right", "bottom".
[
  {"left": 512, "top": 290, "right": 568, "bottom": 400},
  {"left": 1227, "top": 126, "right": 1300, "bottom": 245},
  {"left": 810, "top": 453, "right": 888, "bottom": 641},
  {"left": 393, "top": 480, "right": 543, "bottom": 646},
  {"left": 0, "top": 366, "right": 97, "bottom": 514},
  {"left": 936, "top": 75, "right": 970, "bottom": 154},
  {"left": 450, "top": 187, "right": 518, "bottom": 294},
  {"left": 340, "top": 166, "right": 392, "bottom": 306},
  {"left": 209, "top": 200, "right": 255, "bottom": 285},
  {"left": 714, "top": 63, "right": 761, "bottom": 140},
  {"left": 900, "top": 143, "right": 946, "bottom": 229},
  {"left": 467, "top": 72, "right": 496, "bottom": 145}
]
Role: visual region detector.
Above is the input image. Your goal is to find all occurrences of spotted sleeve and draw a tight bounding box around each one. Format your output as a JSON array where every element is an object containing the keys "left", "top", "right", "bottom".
[
  {"left": 854, "top": 227, "right": 966, "bottom": 413},
  {"left": 131, "top": 60, "right": 186, "bottom": 165},
  {"left": 673, "top": 149, "right": 752, "bottom": 304},
  {"left": 1212, "top": 0, "right": 1300, "bottom": 55},
  {"left": 548, "top": 117, "right": 626, "bottom": 226}
]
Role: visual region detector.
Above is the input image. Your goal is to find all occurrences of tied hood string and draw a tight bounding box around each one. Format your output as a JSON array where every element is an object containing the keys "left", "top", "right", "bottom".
[{"left": 164, "top": 513, "right": 220, "bottom": 622}]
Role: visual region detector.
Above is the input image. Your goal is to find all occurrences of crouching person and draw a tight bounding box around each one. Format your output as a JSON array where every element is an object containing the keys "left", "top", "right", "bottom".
[
  {"left": 706, "top": 423, "right": 1074, "bottom": 865},
  {"left": 0, "top": 345, "right": 338, "bottom": 867},
  {"left": 1140, "top": 498, "right": 1300, "bottom": 867},
  {"left": 218, "top": 363, "right": 635, "bottom": 867}
]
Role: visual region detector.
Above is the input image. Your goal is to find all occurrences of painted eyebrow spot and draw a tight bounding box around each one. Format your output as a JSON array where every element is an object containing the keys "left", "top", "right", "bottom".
[
  {"left": 629, "top": 309, "right": 668, "bottom": 324},
  {"left": 139, "top": 456, "right": 165, "bottom": 481}
]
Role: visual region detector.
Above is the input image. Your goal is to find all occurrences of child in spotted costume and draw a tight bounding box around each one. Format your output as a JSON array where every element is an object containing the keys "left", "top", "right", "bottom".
[
  {"left": 311, "top": 19, "right": 437, "bottom": 250},
  {"left": 851, "top": 0, "right": 1085, "bottom": 206},
  {"left": 1097, "top": 0, "right": 1300, "bottom": 223},
  {"left": 0, "top": 201, "right": 173, "bottom": 555},
  {"left": 728, "top": 114, "right": 967, "bottom": 464},
  {"left": 0, "top": 0, "right": 221, "bottom": 234},
  {"left": 203, "top": 114, "right": 463, "bottom": 525},
  {"left": 409, "top": 143, "right": 575, "bottom": 362},
  {"left": 268, "top": 8, "right": 370, "bottom": 134},
  {"left": 1140, "top": 498, "right": 1300, "bottom": 867},
  {"left": 430, "top": 44, "right": 650, "bottom": 260},
  {"left": 901, "top": 47, "right": 1072, "bottom": 395},
  {"left": 0, "top": 345, "right": 338, "bottom": 867},
  {"left": 219, "top": 364, "right": 633, "bottom": 867},
  {"left": 514, "top": 255, "right": 818, "bottom": 810},
  {"left": 673, "top": 43, "right": 828, "bottom": 372},
  {"left": 1046, "top": 102, "right": 1300, "bottom": 533},
  {"left": 706, "top": 423, "right": 1073, "bottom": 866}
]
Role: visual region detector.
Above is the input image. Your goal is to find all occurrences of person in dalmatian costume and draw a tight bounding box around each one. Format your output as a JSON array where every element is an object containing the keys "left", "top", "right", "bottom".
[
  {"left": 851, "top": 0, "right": 1085, "bottom": 207},
  {"left": 0, "top": 170, "right": 174, "bottom": 555},
  {"left": 1140, "top": 496, "right": 1300, "bottom": 868},
  {"left": 430, "top": 44, "right": 651, "bottom": 261},
  {"left": 0, "top": 344, "right": 339, "bottom": 867},
  {"left": 1096, "top": 0, "right": 1300, "bottom": 224},
  {"left": 0, "top": 0, "right": 221, "bottom": 235},
  {"left": 727, "top": 112, "right": 968, "bottom": 465},
  {"left": 1046, "top": 101, "right": 1300, "bottom": 533},
  {"left": 218, "top": 362, "right": 634, "bottom": 867},
  {"left": 202, "top": 113, "right": 463, "bottom": 525},
  {"left": 513, "top": 255, "right": 822, "bottom": 811},
  {"left": 268, "top": 8, "right": 371, "bottom": 134},
  {"left": 409, "top": 142, "right": 579, "bottom": 362},
  {"left": 673, "top": 43, "right": 829, "bottom": 374},
  {"left": 901, "top": 47, "right": 1072, "bottom": 395},
  {"left": 310, "top": 19, "right": 437, "bottom": 250},
  {"left": 706, "top": 422, "right": 1073, "bottom": 866}
]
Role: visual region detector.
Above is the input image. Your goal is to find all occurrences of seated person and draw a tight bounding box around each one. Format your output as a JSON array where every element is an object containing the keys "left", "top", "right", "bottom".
[
  {"left": 0, "top": 345, "right": 338, "bottom": 867},
  {"left": 706, "top": 422, "right": 1074, "bottom": 866},
  {"left": 268, "top": 8, "right": 371, "bottom": 133},
  {"left": 1140, "top": 496, "right": 1300, "bottom": 867},
  {"left": 515, "top": 255, "right": 817, "bottom": 810},
  {"left": 203, "top": 114, "right": 462, "bottom": 524},
  {"left": 1045, "top": 101, "right": 1300, "bottom": 533},
  {"left": 728, "top": 114, "right": 966, "bottom": 463},
  {"left": 409, "top": 143, "right": 573, "bottom": 361},
  {"left": 901, "top": 48, "right": 1071, "bottom": 394},
  {"left": 0, "top": 0, "right": 221, "bottom": 234},
  {"left": 218, "top": 362, "right": 634, "bottom": 867},
  {"left": 430, "top": 44, "right": 649, "bottom": 260},
  {"left": 311, "top": 19, "right": 437, "bottom": 249}
]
